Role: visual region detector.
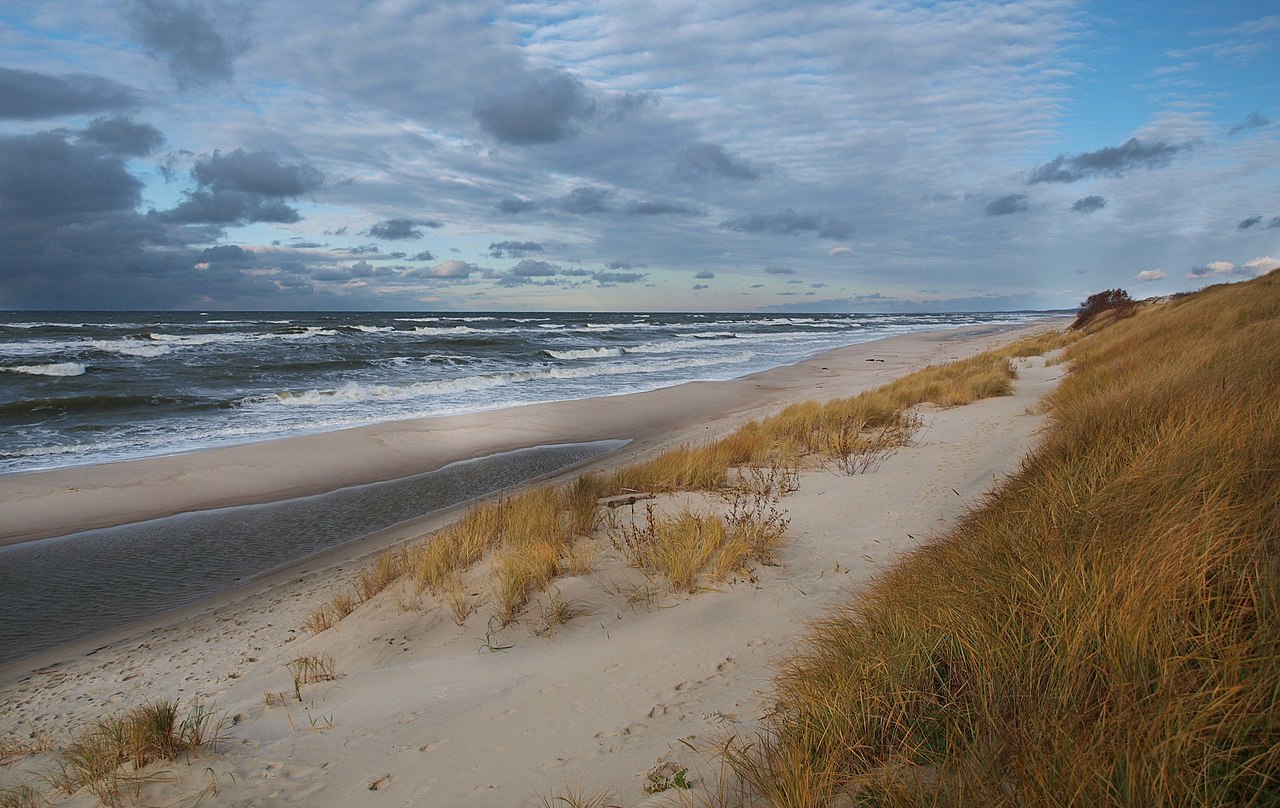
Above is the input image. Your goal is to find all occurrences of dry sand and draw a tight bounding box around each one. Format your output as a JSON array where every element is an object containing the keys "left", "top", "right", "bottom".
[{"left": 0, "top": 322, "right": 1066, "bottom": 806}]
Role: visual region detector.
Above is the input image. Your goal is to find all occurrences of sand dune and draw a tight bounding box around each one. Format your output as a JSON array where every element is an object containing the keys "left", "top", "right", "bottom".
[{"left": 0, "top": 322, "right": 1065, "bottom": 806}]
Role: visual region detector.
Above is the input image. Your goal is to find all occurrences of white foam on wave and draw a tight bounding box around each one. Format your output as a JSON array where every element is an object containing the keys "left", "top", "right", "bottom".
[
  {"left": 543, "top": 347, "right": 624, "bottom": 360},
  {"left": 242, "top": 351, "right": 755, "bottom": 408},
  {"left": 352, "top": 325, "right": 394, "bottom": 333},
  {"left": 89, "top": 339, "right": 172, "bottom": 358},
  {"left": 5, "top": 362, "right": 87, "bottom": 377}
]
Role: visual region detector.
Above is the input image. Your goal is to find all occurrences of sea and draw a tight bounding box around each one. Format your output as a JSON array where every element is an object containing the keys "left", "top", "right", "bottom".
[
  {"left": 0, "top": 309, "right": 1050, "bottom": 662},
  {"left": 0, "top": 310, "right": 1047, "bottom": 475}
]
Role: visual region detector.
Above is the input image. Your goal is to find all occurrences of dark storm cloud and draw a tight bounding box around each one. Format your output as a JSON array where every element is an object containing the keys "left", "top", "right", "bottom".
[
  {"left": 764, "top": 266, "right": 795, "bottom": 275},
  {"left": 79, "top": 116, "right": 165, "bottom": 156},
  {"left": 0, "top": 132, "right": 142, "bottom": 216},
  {"left": 192, "top": 149, "right": 323, "bottom": 196},
  {"left": 488, "top": 240, "right": 543, "bottom": 258},
  {"left": 199, "top": 244, "right": 255, "bottom": 264},
  {"left": 412, "top": 250, "right": 436, "bottom": 261},
  {"left": 558, "top": 186, "right": 613, "bottom": 214},
  {"left": 677, "top": 144, "right": 760, "bottom": 180},
  {"left": 0, "top": 67, "right": 141, "bottom": 119},
  {"left": 0, "top": 129, "right": 254, "bottom": 308},
  {"left": 366, "top": 217, "right": 442, "bottom": 240},
  {"left": 1229, "top": 111, "right": 1270, "bottom": 135},
  {"left": 1071, "top": 195, "right": 1106, "bottom": 213},
  {"left": 1237, "top": 215, "right": 1262, "bottom": 230},
  {"left": 721, "top": 209, "right": 853, "bottom": 239},
  {"left": 694, "top": 270, "right": 715, "bottom": 279},
  {"left": 1027, "top": 138, "right": 1190, "bottom": 184},
  {"left": 160, "top": 149, "right": 323, "bottom": 226},
  {"left": 984, "top": 194, "right": 1030, "bottom": 215},
  {"left": 474, "top": 69, "right": 596, "bottom": 145},
  {"left": 162, "top": 190, "right": 302, "bottom": 224},
  {"left": 125, "top": 0, "right": 246, "bottom": 89}
]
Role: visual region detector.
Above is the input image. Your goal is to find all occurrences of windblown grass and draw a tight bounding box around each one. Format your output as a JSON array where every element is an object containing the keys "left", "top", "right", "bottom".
[{"left": 730, "top": 274, "right": 1280, "bottom": 805}]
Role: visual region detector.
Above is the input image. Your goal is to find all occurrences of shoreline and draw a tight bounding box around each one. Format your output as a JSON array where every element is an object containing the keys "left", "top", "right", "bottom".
[
  {"left": 0, "top": 319, "right": 1068, "bottom": 806},
  {"left": 0, "top": 319, "right": 1063, "bottom": 546},
  {"left": 0, "top": 321, "right": 1059, "bottom": 683}
]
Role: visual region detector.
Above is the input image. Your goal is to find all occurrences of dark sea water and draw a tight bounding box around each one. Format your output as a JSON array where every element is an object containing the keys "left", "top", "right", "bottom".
[{"left": 0, "top": 310, "right": 1046, "bottom": 474}]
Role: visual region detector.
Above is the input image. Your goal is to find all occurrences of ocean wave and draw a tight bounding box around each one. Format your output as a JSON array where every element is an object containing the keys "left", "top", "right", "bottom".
[
  {"left": 240, "top": 351, "right": 755, "bottom": 408},
  {"left": 349, "top": 325, "right": 395, "bottom": 333},
  {"left": 4, "top": 362, "right": 87, "bottom": 377},
  {"left": 89, "top": 339, "right": 173, "bottom": 357},
  {"left": 542, "top": 347, "right": 625, "bottom": 360}
]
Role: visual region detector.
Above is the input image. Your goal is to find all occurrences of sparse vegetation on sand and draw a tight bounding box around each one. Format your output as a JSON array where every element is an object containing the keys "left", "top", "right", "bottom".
[
  {"left": 305, "top": 327, "right": 1070, "bottom": 632},
  {"left": 52, "top": 701, "right": 220, "bottom": 807},
  {"left": 723, "top": 274, "right": 1280, "bottom": 805}
]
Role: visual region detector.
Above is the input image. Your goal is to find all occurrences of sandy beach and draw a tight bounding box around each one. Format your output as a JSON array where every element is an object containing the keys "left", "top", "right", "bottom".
[{"left": 0, "top": 321, "right": 1066, "bottom": 806}]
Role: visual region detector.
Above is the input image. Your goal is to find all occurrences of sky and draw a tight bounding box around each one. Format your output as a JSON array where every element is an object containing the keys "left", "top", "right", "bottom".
[{"left": 0, "top": 0, "right": 1276, "bottom": 312}]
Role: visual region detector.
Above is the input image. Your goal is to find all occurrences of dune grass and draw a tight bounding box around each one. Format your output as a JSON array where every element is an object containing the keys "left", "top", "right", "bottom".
[
  {"left": 52, "top": 700, "right": 220, "bottom": 807},
  {"left": 728, "top": 275, "right": 1280, "bottom": 806},
  {"left": 305, "top": 327, "right": 1065, "bottom": 631}
]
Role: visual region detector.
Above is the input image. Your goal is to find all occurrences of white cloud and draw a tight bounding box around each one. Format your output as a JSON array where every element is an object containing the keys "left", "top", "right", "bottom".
[
  {"left": 1245, "top": 256, "right": 1280, "bottom": 274},
  {"left": 828, "top": 246, "right": 853, "bottom": 257},
  {"left": 1134, "top": 269, "right": 1165, "bottom": 282}
]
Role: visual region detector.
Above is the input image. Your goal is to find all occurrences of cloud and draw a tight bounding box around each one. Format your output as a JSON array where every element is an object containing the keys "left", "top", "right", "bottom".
[
  {"left": 488, "top": 240, "right": 543, "bottom": 258},
  {"left": 1134, "top": 269, "right": 1165, "bottom": 282},
  {"left": 721, "top": 209, "right": 853, "bottom": 239},
  {"left": 161, "top": 149, "right": 323, "bottom": 225},
  {"left": 764, "top": 266, "right": 795, "bottom": 275},
  {"left": 750, "top": 283, "right": 765, "bottom": 289},
  {"left": 0, "top": 127, "right": 239, "bottom": 308},
  {"left": 1229, "top": 111, "right": 1270, "bottom": 135},
  {"left": 474, "top": 69, "right": 596, "bottom": 145},
  {"left": 692, "top": 283, "right": 709, "bottom": 290},
  {"left": 1244, "top": 256, "right": 1280, "bottom": 274},
  {"left": 1028, "top": 138, "right": 1191, "bottom": 183},
  {"left": 677, "top": 144, "right": 760, "bottom": 180},
  {"left": 557, "top": 186, "right": 614, "bottom": 214},
  {"left": 592, "top": 271, "right": 646, "bottom": 286},
  {"left": 1271, "top": 217, "right": 1280, "bottom": 229},
  {"left": 78, "top": 116, "right": 165, "bottom": 156},
  {"left": 694, "top": 270, "right": 715, "bottom": 279},
  {"left": 0, "top": 132, "right": 142, "bottom": 216},
  {"left": 985, "top": 194, "right": 1030, "bottom": 215},
  {"left": 191, "top": 148, "right": 323, "bottom": 196},
  {"left": 605, "top": 260, "right": 636, "bottom": 270},
  {"left": 1238, "top": 215, "right": 1263, "bottom": 230},
  {"left": 624, "top": 200, "right": 703, "bottom": 216},
  {"left": 0, "top": 67, "right": 141, "bottom": 119},
  {"left": 125, "top": 0, "right": 247, "bottom": 89},
  {"left": 412, "top": 250, "right": 435, "bottom": 261},
  {"left": 828, "top": 246, "right": 853, "bottom": 256},
  {"left": 510, "top": 258, "right": 560, "bottom": 277},
  {"left": 366, "top": 218, "right": 442, "bottom": 240},
  {"left": 199, "top": 244, "right": 255, "bottom": 265},
  {"left": 497, "top": 197, "right": 539, "bottom": 214},
  {"left": 1071, "top": 195, "right": 1106, "bottom": 213},
  {"left": 407, "top": 259, "right": 478, "bottom": 279}
]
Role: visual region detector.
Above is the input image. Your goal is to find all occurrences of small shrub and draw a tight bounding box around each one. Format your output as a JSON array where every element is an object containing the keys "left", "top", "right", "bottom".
[{"left": 1072, "top": 287, "right": 1135, "bottom": 329}]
